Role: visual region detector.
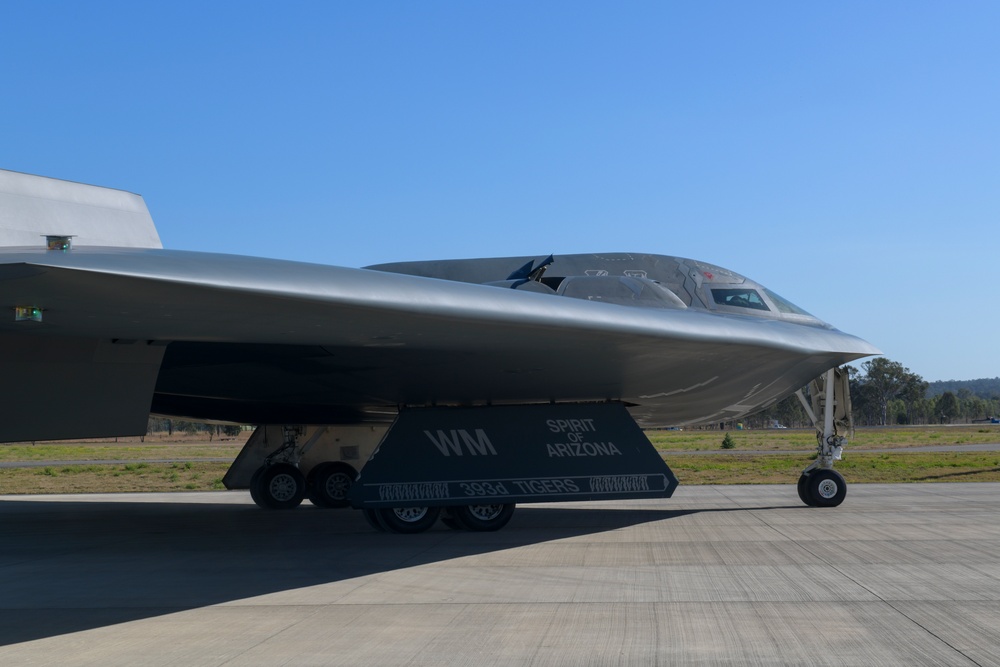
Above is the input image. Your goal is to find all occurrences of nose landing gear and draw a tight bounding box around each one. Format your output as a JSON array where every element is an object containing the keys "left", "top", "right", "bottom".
[{"left": 794, "top": 367, "right": 852, "bottom": 508}]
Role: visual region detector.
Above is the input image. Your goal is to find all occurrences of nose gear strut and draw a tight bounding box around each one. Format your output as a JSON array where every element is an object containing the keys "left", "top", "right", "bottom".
[{"left": 794, "top": 367, "right": 852, "bottom": 507}]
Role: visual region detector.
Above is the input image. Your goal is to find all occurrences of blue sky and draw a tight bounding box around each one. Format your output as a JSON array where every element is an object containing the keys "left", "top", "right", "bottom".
[{"left": 2, "top": 2, "right": 998, "bottom": 382}]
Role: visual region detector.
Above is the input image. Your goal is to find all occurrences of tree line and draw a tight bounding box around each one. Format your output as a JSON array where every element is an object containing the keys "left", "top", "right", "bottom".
[
  {"left": 848, "top": 358, "right": 1000, "bottom": 426},
  {"left": 927, "top": 377, "right": 1000, "bottom": 398},
  {"left": 746, "top": 358, "right": 1000, "bottom": 428},
  {"left": 146, "top": 417, "right": 245, "bottom": 439}
]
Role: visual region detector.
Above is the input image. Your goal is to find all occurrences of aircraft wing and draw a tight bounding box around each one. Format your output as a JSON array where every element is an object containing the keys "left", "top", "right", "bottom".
[{"left": 0, "top": 245, "right": 877, "bottom": 441}]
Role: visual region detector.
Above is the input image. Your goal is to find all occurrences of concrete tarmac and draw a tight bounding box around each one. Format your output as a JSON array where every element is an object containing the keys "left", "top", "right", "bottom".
[{"left": 1, "top": 484, "right": 999, "bottom": 666}]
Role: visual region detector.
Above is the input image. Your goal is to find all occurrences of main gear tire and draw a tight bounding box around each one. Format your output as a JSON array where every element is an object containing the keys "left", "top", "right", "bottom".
[
  {"left": 306, "top": 462, "right": 356, "bottom": 508},
  {"left": 376, "top": 506, "right": 441, "bottom": 534},
  {"left": 252, "top": 463, "right": 305, "bottom": 510},
  {"left": 452, "top": 504, "right": 516, "bottom": 532}
]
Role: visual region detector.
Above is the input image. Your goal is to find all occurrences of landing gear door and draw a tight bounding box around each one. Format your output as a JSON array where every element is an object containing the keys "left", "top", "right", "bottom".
[{"left": 349, "top": 402, "right": 678, "bottom": 508}]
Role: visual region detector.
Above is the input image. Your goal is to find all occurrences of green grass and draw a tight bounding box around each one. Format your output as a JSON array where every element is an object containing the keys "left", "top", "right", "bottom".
[
  {"left": 666, "top": 451, "right": 1000, "bottom": 484},
  {"left": 647, "top": 425, "right": 1000, "bottom": 452},
  {"left": 0, "top": 443, "right": 242, "bottom": 462},
  {"left": 0, "top": 426, "right": 998, "bottom": 494},
  {"left": 0, "top": 462, "right": 232, "bottom": 494}
]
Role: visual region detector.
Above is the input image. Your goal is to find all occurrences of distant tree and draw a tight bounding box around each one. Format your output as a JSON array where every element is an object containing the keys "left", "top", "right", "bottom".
[
  {"left": 772, "top": 394, "right": 808, "bottom": 427},
  {"left": 887, "top": 398, "right": 908, "bottom": 424},
  {"left": 743, "top": 394, "right": 809, "bottom": 429},
  {"left": 968, "top": 397, "right": 987, "bottom": 421},
  {"left": 899, "top": 373, "right": 929, "bottom": 424},
  {"left": 937, "top": 391, "right": 959, "bottom": 423},
  {"left": 853, "top": 358, "right": 927, "bottom": 426},
  {"left": 912, "top": 397, "right": 935, "bottom": 425},
  {"left": 176, "top": 421, "right": 198, "bottom": 434}
]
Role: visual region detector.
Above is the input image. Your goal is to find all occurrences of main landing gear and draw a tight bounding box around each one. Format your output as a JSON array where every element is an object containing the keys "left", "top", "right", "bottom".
[
  {"left": 244, "top": 427, "right": 518, "bottom": 532},
  {"left": 250, "top": 461, "right": 360, "bottom": 510},
  {"left": 249, "top": 426, "right": 358, "bottom": 511},
  {"left": 794, "top": 367, "right": 852, "bottom": 508},
  {"left": 362, "top": 504, "right": 517, "bottom": 533}
]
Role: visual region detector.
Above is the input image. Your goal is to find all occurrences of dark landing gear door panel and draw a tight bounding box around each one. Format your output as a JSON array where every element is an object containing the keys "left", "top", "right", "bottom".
[{"left": 350, "top": 402, "right": 678, "bottom": 508}]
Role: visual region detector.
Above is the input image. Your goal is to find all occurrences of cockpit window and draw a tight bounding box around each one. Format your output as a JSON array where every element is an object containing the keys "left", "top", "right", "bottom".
[
  {"left": 711, "top": 288, "right": 770, "bottom": 311},
  {"left": 762, "top": 288, "right": 814, "bottom": 317},
  {"left": 557, "top": 276, "right": 687, "bottom": 309}
]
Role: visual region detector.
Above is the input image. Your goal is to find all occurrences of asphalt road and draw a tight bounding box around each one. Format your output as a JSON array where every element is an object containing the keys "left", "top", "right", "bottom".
[{"left": 1, "top": 484, "right": 999, "bottom": 665}]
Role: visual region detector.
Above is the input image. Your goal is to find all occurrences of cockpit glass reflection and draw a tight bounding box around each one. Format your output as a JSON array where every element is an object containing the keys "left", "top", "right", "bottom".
[
  {"left": 711, "top": 288, "right": 770, "bottom": 311},
  {"left": 762, "top": 288, "right": 814, "bottom": 317}
]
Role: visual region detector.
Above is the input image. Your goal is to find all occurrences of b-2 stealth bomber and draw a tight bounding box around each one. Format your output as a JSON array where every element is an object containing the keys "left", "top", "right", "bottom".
[{"left": 0, "top": 169, "right": 878, "bottom": 532}]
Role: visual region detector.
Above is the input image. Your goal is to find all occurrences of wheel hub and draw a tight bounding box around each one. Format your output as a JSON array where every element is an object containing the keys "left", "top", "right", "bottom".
[
  {"left": 325, "top": 473, "right": 350, "bottom": 500},
  {"left": 392, "top": 507, "right": 429, "bottom": 523},
  {"left": 269, "top": 474, "right": 298, "bottom": 502},
  {"left": 467, "top": 504, "right": 503, "bottom": 521},
  {"left": 817, "top": 478, "right": 839, "bottom": 499}
]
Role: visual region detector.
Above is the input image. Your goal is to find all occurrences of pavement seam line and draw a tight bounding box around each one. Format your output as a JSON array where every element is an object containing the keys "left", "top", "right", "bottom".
[
  {"left": 756, "top": 510, "right": 985, "bottom": 666},
  {"left": 215, "top": 605, "right": 327, "bottom": 666},
  {"left": 882, "top": 599, "right": 985, "bottom": 667}
]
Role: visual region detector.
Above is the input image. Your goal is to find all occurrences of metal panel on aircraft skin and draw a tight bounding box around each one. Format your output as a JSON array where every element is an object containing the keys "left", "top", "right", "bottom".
[
  {"left": 0, "top": 169, "right": 161, "bottom": 249},
  {"left": 0, "top": 332, "right": 165, "bottom": 442}
]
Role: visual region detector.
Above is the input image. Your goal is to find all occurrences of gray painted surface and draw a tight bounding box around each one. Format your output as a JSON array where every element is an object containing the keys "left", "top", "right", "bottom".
[
  {"left": 1, "top": 484, "right": 998, "bottom": 665},
  {"left": 0, "top": 333, "right": 165, "bottom": 442},
  {"left": 0, "top": 169, "right": 161, "bottom": 248}
]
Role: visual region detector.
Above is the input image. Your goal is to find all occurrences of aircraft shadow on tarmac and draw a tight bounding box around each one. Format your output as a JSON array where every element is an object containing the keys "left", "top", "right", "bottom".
[{"left": 0, "top": 498, "right": 791, "bottom": 645}]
